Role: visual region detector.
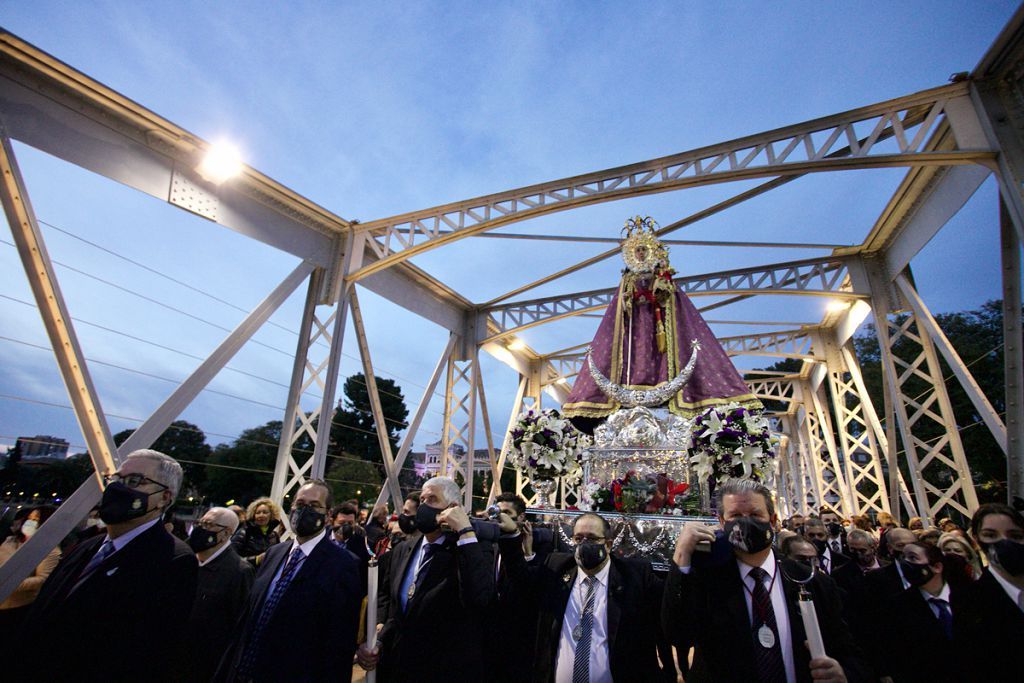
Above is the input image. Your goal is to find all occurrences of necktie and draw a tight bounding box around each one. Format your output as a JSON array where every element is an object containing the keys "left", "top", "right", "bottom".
[
  {"left": 831, "top": 540, "right": 842, "bottom": 555},
  {"left": 413, "top": 542, "right": 438, "bottom": 594},
  {"left": 572, "top": 576, "right": 597, "bottom": 683},
  {"left": 929, "top": 597, "right": 953, "bottom": 640},
  {"left": 748, "top": 567, "right": 786, "bottom": 683},
  {"left": 237, "top": 547, "right": 305, "bottom": 677},
  {"left": 70, "top": 539, "right": 115, "bottom": 593}
]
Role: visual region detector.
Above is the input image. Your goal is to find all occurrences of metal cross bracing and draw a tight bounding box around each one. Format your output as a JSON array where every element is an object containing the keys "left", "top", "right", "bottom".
[
  {"left": 483, "top": 256, "right": 856, "bottom": 342},
  {"left": 348, "top": 83, "right": 995, "bottom": 281},
  {"left": 720, "top": 329, "right": 817, "bottom": 361},
  {"left": 868, "top": 272, "right": 981, "bottom": 522},
  {"left": 800, "top": 379, "right": 855, "bottom": 516},
  {"left": 825, "top": 345, "right": 892, "bottom": 515},
  {"left": 440, "top": 350, "right": 480, "bottom": 508}
]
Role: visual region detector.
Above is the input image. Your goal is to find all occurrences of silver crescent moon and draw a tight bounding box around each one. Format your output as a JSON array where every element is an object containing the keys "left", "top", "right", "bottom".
[{"left": 586, "top": 342, "right": 699, "bottom": 407}]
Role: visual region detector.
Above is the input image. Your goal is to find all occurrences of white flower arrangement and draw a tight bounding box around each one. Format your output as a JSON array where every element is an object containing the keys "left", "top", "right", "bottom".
[
  {"left": 508, "top": 408, "right": 590, "bottom": 485},
  {"left": 688, "top": 402, "right": 777, "bottom": 484}
]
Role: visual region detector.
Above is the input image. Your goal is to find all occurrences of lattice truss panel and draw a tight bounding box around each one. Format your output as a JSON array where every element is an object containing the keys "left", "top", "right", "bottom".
[
  {"left": 721, "top": 329, "right": 815, "bottom": 359},
  {"left": 801, "top": 381, "right": 855, "bottom": 516},
  {"left": 826, "top": 347, "right": 891, "bottom": 515},
  {"left": 441, "top": 359, "right": 475, "bottom": 485},
  {"left": 354, "top": 86, "right": 970, "bottom": 274},
  {"left": 875, "top": 311, "right": 979, "bottom": 519},
  {"left": 272, "top": 301, "right": 340, "bottom": 505},
  {"left": 791, "top": 413, "right": 823, "bottom": 513},
  {"left": 488, "top": 257, "right": 851, "bottom": 338},
  {"left": 513, "top": 393, "right": 543, "bottom": 507}
]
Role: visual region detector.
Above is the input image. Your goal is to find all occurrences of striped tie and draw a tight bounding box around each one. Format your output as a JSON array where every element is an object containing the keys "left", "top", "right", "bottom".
[
  {"left": 572, "top": 576, "right": 596, "bottom": 683},
  {"left": 237, "top": 547, "right": 305, "bottom": 677},
  {"left": 69, "top": 539, "right": 115, "bottom": 594},
  {"left": 748, "top": 567, "right": 786, "bottom": 683}
]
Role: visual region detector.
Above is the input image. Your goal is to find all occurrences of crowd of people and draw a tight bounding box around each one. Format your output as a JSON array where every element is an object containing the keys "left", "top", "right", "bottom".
[{"left": 0, "top": 448, "right": 1022, "bottom": 682}]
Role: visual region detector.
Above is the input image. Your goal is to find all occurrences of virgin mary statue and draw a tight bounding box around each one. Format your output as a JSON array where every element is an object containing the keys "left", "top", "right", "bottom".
[{"left": 562, "top": 216, "right": 761, "bottom": 426}]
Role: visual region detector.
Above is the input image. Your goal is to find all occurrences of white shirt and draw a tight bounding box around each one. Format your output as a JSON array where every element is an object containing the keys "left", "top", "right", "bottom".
[
  {"left": 990, "top": 567, "right": 1024, "bottom": 611},
  {"left": 197, "top": 540, "right": 232, "bottom": 567},
  {"left": 555, "top": 561, "right": 612, "bottom": 683},
  {"left": 895, "top": 559, "right": 910, "bottom": 589},
  {"left": 919, "top": 582, "right": 951, "bottom": 619},
  {"left": 268, "top": 529, "right": 326, "bottom": 594},
  {"left": 737, "top": 555, "right": 796, "bottom": 683},
  {"left": 105, "top": 517, "right": 161, "bottom": 554}
]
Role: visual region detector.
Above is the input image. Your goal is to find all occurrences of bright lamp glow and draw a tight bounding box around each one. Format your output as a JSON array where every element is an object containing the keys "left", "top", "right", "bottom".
[
  {"left": 826, "top": 300, "right": 850, "bottom": 313},
  {"left": 507, "top": 338, "right": 527, "bottom": 351},
  {"left": 196, "top": 141, "right": 244, "bottom": 184}
]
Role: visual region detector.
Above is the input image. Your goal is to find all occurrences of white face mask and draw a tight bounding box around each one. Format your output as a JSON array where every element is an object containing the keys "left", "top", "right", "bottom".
[{"left": 21, "top": 519, "right": 39, "bottom": 538}]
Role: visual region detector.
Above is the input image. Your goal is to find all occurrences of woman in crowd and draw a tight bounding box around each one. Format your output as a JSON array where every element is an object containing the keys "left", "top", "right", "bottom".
[
  {"left": 938, "top": 531, "right": 982, "bottom": 581},
  {"left": 0, "top": 505, "right": 60, "bottom": 633},
  {"left": 230, "top": 496, "right": 282, "bottom": 566}
]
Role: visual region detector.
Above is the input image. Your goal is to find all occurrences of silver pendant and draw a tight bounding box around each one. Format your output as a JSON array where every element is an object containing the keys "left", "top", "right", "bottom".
[
  {"left": 406, "top": 583, "right": 416, "bottom": 601},
  {"left": 572, "top": 624, "right": 582, "bottom": 641},
  {"left": 758, "top": 624, "right": 776, "bottom": 649}
]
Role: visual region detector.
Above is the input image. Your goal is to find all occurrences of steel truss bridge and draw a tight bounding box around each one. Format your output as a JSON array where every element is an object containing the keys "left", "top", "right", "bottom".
[{"left": 2, "top": 11, "right": 1024, "bottom": 600}]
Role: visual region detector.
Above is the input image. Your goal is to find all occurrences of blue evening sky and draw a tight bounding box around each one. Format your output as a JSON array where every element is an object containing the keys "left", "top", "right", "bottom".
[{"left": 0, "top": 2, "right": 1017, "bottom": 467}]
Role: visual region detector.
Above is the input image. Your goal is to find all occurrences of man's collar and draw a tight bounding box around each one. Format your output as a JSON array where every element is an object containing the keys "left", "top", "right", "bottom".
[
  {"left": 736, "top": 551, "right": 776, "bottom": 581},
  {"left": 292, "top": 529, "right": 327, "bottom": 556},
  {"left": 105, "top": 517, "right": 161, "bottom": 553},
  {"left": 575, "top": 557, "right": 612, "bottom": 588},
  {"left": 198, "top": 541, "right": 232, "bottom": 567}
]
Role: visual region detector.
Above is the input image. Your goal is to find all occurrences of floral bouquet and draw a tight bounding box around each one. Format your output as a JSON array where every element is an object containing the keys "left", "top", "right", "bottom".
[
  {"left": 508, "top": 408, "right": 590, "bottom": 486},
  {"left": 688, "top": 402, "right": 777, "bottom": 484},
  {"left": 580, "top": 470, "right": 699, "bottom": 515}
]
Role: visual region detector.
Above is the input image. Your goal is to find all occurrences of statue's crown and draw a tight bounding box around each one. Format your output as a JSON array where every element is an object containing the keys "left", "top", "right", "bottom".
[{"left": 621, "top": 216, "right": 668, "bottom": 273}]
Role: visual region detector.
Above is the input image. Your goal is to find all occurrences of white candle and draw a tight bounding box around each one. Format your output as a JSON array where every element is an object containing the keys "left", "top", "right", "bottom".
[
  {"left": 366, "top": 559, "right": 378, "bottom": 683},
  {"left": 798, "top": 594, "right": 826, "bottom": 660}
]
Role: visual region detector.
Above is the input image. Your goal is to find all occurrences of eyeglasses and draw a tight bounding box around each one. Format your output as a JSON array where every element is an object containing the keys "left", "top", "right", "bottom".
[
  {"left": 103, "top": 473, "right": 168, "bottom": 491},
  {"left": 571, "top": 534, "right": 606, "bottom": 544}
]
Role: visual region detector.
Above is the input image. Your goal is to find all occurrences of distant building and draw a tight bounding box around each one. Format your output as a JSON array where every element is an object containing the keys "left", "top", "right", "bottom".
[
  {"left": 15, "top": 435, "right": 69, "bottom": 460},
  {"left": 411, "top": 440, "right": 495, "bottom": 478}
]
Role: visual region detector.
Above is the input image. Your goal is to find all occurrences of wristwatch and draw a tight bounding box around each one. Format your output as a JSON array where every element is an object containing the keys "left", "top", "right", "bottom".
[{"left": 457, "top": 526, "right": 475, "bottom": 537}]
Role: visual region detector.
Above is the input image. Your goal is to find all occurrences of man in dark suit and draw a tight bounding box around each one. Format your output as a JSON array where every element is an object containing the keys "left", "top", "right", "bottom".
[
  {"left": 187, "top": 506, "right": 254, "bottom": 682},
  {"left": 820, "top": 508, "right": 848, "bottom": 556},
  {"left": 357, "top": 476, "right": 495, "bottom": 682},
  {"left": 862, "top": 527, "right": 915, "bottom": 601},
  {"left": 804, "top": 518, "right": 850, "bottom": 576},
  {"left": 953, "top": 503, "right": 1024, "bottom": 681},
  {"left": 218, "top": 479, "right": 362, "bottom": 683},
  {"left": 21, "top": 449, "right": 198, "bottom": 682},
  {"left": 498, "top": 510, "right": 665, "bottom": 682},
  {"left": 331, "top": 501, "right": 371, "bottom": 586},
  {"left": 874, "top": 542, "right": 963, "bottom": 682},
  {"left": 662, "top": 478, "right": 869, "bottom": 683}
]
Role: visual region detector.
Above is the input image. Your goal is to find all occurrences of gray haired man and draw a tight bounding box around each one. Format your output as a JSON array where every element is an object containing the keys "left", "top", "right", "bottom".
[{"left": 21, "top": 449, "right": 198, "bottom": 682}]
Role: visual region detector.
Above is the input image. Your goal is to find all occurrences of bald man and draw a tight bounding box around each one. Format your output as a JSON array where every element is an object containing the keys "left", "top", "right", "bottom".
[{"left": 187, "top": 507, "right": 255, "bottom": 682}]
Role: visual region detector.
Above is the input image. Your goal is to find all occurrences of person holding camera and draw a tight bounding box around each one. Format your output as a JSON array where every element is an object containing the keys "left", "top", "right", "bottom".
[
  {"left": 356, "top": 476, "right": 494, "bottom": 682},
  {"left": 661, "top": 479, "right": 869, "bottom": 683}
]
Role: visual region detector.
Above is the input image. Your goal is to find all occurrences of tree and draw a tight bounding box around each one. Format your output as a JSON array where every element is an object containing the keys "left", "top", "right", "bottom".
[
  {"left": 113, "top": 420, "right": 212, "bottom": 497},
  {"left": 329, "top": 373, "right": 409, "bottom": 474},
  {"left": 854, "top": 299, "right": 1009, "bottom": 505},
  {"left": 325, "top": 456, "right": 382, "bottom": 508},
  {"left": 204, "top": 421, "right": 289, "bottom": 506}
]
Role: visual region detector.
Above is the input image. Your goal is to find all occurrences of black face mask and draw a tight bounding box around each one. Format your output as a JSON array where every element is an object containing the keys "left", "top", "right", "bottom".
[
  {"left": 898, "top": 559, "right": 934, "bottom": 586},
  {"left": 575, "top": 541, "right": 608, "bottom": 570},
  {"left": 398, "top": 513, "right": 417, "bottom": 535},
  {"left": 983, "top": 539, "right": 1024, "bottom": 576},
  {"left": 852, "top": 549, "right": 876, "bottom": 568},
  {"left": 290, "top": 505, "right": 326, "bottom": 537},
  {"left": 187, "top": 527, "right": 221, "bottom": 553},
  {"left": 415, "top": 503, "right": 443, "bottom": 534},
  {"left": 810, "top": 538, "right": 828, "bottom": 555},
  {"left": 826, "top": 523, "right": 843, "bottom": 538},
  {"left": 98, "top": 482, "right": 155, "bottom": 524},
  {"left": 336, "top": 522, "right": 354, "bottom": 539},
  {"left": 724, "top": 517, "right": 774, "bottom": 554}
]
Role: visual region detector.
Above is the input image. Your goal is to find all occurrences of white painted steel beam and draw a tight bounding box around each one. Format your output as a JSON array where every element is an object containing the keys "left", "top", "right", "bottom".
[
  {"left": 1001, "top": 201, "right": 1024, "bottom": 504},
  {"left": 351, "top": 83, "right": 988, "bottom": 279},
  {"left": 484, "top": 256, "right": 858, "bottom": 342}
]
